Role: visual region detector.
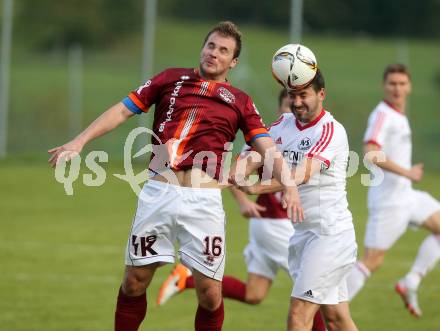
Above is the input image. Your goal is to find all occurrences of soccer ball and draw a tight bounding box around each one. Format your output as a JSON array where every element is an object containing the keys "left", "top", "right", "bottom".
[{"left": 271, "top": 44, "right": 318, "bottom": 90}]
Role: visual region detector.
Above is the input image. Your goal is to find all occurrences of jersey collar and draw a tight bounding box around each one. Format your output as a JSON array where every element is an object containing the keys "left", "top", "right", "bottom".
[
  {"left": 194, "top": 68, "right": 230, "bottom": 85},
  {"left": 295, "top": 109, "right": 326, "bottom": 131},
  {"left": 383, "top": 100, "right": 404, "bottom": 115}
]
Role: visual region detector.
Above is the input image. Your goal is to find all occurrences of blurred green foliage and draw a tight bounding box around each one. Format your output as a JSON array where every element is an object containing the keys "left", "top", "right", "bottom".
[
  {"left": 10, "top": 0, "right": 142, "bottom": 49},
  {"left": 6, "top": 18, "right": 440, "bottom": 169},
  {"left": 6, "top": 0, "right": 440, "bottom": 50}
]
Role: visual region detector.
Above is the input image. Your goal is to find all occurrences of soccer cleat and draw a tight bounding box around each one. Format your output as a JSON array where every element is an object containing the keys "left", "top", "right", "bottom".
[
  {"left": 157, "top": 263, "right": 192, "bottom": 306},
  {"left": 395, "top": 280, "right": 422, "bottom": 318}
]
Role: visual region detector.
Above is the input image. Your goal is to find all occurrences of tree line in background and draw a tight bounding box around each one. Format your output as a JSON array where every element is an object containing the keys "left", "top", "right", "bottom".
[{"left": 7, "top": 0, "right": 440, "bottom": 50}]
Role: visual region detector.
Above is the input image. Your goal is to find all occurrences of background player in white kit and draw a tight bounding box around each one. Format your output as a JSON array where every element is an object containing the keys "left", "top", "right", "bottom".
[
  {"left": 237, "top": 70, "right": 358, "bottom": 331},
  {"left": 346, "top": 64, "right": 440, "bottom": 317}
]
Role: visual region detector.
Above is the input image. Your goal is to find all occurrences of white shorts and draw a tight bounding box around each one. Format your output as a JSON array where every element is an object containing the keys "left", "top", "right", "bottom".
[
  {"left": 365, "top": 189, "right": 440, "bottom": 250},
  {"left": 289, "top": 229, "right": 357, "bottom": 305},
  {"left": 244, "top": 218, "right": 294, "bottom": 280},
  {"left": 125, "top": 180, "right": 226, "bottom": 281}
]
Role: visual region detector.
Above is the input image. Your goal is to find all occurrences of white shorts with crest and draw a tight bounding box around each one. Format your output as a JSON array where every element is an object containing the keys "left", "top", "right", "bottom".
[{"left": 125, "top": 180, "right": 226, "bottom": 281}]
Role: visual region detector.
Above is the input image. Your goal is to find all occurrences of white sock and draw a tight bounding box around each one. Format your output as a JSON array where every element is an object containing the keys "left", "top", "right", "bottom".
[
  {"left": 404, "top": 235, "right": 440, "bottom": 290},
  {"left": 347, "top": 261, "right": 371, "bottom": 300}
]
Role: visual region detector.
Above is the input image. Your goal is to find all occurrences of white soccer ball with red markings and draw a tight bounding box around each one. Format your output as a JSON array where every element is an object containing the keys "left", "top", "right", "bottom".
[{"left": 271, "top": 44, "right": 318, "bottom": 91}]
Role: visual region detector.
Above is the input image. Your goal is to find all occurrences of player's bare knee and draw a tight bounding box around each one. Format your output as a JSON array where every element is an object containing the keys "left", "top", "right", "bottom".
[
  {"left": 122, "top": 265, "right": 157, "bottom": 296},
  {"left": 197, "top": 285, "right": 222, "bottom": 310},
  {"left": 326, "top": 319, "right": 341, "bottom": 331},
  {"left": 245, "top": 293, "right": 264, "bottom": 305},
  {"left": 288, "top": 304, "right": 310, "bottom": 328},
  {"left": 323, "top": 311, "right": 342, "bottom": 331},
  {"left": 323, "top": 304, "right": 355, "bottom": 331},
  {"left": 362, "top": 251, "right": 385, "bottom": 272},
  {"left": 423, "top": 212, "right": 440, "bottom": 234},
  {"left": 122, "top": 275, "right": 147, "bottom": 296},
  {"left": 245, "top": 286, "right": 265, "bottom": 305}
]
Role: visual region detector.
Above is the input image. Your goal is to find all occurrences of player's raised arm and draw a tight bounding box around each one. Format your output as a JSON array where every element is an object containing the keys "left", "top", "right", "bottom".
[{"left": 48, "top": 102, "right": 134, "bottom": 167}]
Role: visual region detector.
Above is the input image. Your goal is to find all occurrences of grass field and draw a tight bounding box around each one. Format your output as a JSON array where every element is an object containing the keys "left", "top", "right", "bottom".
[
  {"left": 0, "top": 160, "right": 439, "bottom": 331},
  {"left": 2, "top": 16, "right": 440, "bottom": 331}
]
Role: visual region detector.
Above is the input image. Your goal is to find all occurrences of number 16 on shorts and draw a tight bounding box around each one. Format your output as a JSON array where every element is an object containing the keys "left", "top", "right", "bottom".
[{"left": 202, "top": 236, "right": 223, "bottom": 267}]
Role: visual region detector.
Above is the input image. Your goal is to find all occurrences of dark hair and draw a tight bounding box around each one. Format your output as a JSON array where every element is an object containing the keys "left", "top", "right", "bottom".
[
  {"left": 383, "top": 63, "right": 411, "bottom": 81},
  {"left": 202, "top": 21, "right": 242, "bottom": 59},
  {"left": 278, "top": 89, "right": 288, "bottom": 107},
  {"left": 309, "top": 69, "right": 325, "bottom": 92}
]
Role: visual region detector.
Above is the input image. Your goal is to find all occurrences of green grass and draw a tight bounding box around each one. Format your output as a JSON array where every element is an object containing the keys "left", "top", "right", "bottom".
[{"left": 0, "top": 160, "right": 439, "bottom": 331}]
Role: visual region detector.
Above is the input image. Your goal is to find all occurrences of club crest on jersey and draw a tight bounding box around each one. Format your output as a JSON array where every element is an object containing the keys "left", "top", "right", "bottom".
[
  {"left": 298, "top": 137, "right": 312, "bottom": 151},
  {"left": 218, "top": 87, "right": 235, "bottom": 104}
]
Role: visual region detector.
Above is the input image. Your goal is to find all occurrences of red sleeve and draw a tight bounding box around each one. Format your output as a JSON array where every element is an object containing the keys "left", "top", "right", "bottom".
[
  {"left": 240, "top": 97, "right": 270, "bottom": 144},
  {"left": 122, "top": 69, "right": 169, "bottom": 114}
]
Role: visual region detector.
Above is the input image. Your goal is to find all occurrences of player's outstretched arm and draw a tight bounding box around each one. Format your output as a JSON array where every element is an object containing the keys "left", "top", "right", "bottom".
[
  {"left": 250, "top": 136, "right": 304, "bottom": 222},
  {"left": 364, "top": 143, "right": 423, "bottom": 182},
  {"left": 48, "top": 102, "right": 135, "bottom": 167}
]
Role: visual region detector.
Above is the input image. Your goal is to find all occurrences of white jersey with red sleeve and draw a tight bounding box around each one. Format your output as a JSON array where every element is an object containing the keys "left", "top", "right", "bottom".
[
  {"left": 269, "top": 110, "right": 353, "bottom": 235},
  {"left": 363, "top": 101, "right": 412, "bottom": 208}
]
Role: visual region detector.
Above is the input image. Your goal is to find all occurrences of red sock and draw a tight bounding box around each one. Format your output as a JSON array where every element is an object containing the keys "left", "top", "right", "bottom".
[
  {"left": 195, "top": 300, "right": 224, "bottom": 331},
  {"left": 312, "top": 310, "right": 326, "bottom": 331},
  {"left": 186, "top": 275, "right": 246, "bottom": 302},
  {"left": 115, "top": 287, "right": 147, "bottom": 331},
  {"left": 221, "top": 276, "right": 246, "bottom": 302},
  {"left": 186, "top": 275, "right": 195, "bottom": 288}
]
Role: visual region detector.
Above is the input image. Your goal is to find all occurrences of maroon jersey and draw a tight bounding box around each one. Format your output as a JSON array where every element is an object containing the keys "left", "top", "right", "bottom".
[
  {"left": 123, "top": 68, "right": 269, "bottom": 179},
  {"left": 241, "top": 138, "right": 288, "bottom": 220},
  {"left": 256, "top": 192, "right": 288, "bottom": 219}
]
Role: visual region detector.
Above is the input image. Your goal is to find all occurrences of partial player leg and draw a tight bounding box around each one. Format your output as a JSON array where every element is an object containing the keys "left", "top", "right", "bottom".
[
  {"left": 193, "top": 269, "right": 224, "bottom": 331},
  {"left": 243, "top": 273, "right": 272, "bottom": 304},
  {"left": 156, "top": 263, "right": 193, "bottom": 305},
  {"left": 346, "top": 248, "right": 386, "bottom": 300},
  {"left": 321, "top": 302, "right": 358, "bottom": 331},
  {"left": 395, "top": 210, "right": 440, "bottom": 317},
  {"left": 287, "top": 297, "right": 320, "bottom": 331},
  {"left": 157, "top": 266, "right": 272, "bottom": 305},
  {"left": 115, "top": 263, "right": 159, "bottom": 331}
]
